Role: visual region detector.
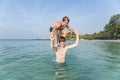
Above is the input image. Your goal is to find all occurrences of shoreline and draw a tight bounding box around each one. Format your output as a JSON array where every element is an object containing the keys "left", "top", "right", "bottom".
[
  {"left": 89, "top": 39, "right": 120, "bottom": 42},
  {"left": 0, "top": 39, "right": 120, "bottom": 42},
  {"left": 36, "top": 39, "right": 120, "bottom": 42}
]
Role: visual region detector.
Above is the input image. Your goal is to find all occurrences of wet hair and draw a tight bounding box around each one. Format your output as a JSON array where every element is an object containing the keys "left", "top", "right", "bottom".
[
  {"left": 62, "top": 16, "right": 70, "bottom": 22},
  {"left": 59, "top": 36, "right": 66, "bottom": 43}
]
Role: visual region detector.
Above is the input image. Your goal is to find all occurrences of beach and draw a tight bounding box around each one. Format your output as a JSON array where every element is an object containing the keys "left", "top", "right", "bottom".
[{"left": 90, "top": 40, "right": 120, "bottom": 42}]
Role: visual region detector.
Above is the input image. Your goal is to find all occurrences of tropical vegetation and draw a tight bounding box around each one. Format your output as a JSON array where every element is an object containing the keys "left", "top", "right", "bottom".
[{"left": 67, "top": 14, "right": 120, "bottom": 40}]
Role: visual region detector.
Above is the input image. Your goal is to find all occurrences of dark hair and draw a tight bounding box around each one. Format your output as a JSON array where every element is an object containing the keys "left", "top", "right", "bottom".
[
  {"left": 59, "top": 36, "right": 66, "bottom": 43},
  {"left": 62, "top": 16, "right": 70, "bottom": 22}
]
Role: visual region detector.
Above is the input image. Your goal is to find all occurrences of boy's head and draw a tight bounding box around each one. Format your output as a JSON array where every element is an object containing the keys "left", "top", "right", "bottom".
[
  {"left": 59, "top": 36, "right": 66, "bottom": 47},
  {"left": 62, "top": 16, "right": 70, "bottom": 27},
  {"left": 62, "top": 16, "right": 70, "bottom": 22}
]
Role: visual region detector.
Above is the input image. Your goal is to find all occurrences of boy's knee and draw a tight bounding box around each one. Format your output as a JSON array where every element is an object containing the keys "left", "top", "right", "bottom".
[
  {"left": 61, "top": 30, "right": 67, "bottom": 37},
  {"left": 62, "top": 30, "right": 67, "bottom": 34}
]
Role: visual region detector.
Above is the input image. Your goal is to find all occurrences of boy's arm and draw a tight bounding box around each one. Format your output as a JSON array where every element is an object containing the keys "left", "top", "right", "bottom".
[
  {"left": 67, "top": 30, "right": 79, "bottom": 49},
  {"left": 52, "top": 22, "right": 61, "bottom": 32},
  {"left": 50, "top": 22, "right": 61, "bottom": 37},
  {"left": 66, "top": 26, "right": 75, "bottom": 33}
]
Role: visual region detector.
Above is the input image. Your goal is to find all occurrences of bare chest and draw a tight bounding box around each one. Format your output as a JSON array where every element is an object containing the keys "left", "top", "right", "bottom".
[{"left": 56, "top": 48, "right": 68, "bottom": 56}]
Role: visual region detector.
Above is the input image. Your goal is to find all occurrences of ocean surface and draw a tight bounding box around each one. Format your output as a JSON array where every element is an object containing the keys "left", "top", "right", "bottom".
[{"left": 0, "top": 39, "right": 120, "bottom": 80}]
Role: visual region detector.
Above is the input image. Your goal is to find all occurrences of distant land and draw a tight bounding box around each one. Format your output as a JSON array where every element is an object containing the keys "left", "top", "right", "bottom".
[
  {"left": 36, "top": 38, "right": 50, "bottom": 40},
  {"left": 81, "top": 14, "right": 120, "bottom": 40}
]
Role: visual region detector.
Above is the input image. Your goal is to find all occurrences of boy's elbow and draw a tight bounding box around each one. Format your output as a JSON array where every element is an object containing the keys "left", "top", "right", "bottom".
[
  {"left": 75, "top": 41, "right": 79, "bottom": 47},
  {"left": 75, "top": 44, "right": 78, "bottom": 47},
  {"left": 73, "top": 43, "right": 78, "bottom": 48},
  {"left": 51, "top": 47, "right": 54, "bottom": 50}
]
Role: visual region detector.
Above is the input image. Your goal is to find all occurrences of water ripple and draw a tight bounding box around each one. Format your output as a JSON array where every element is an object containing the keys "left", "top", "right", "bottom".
[{"left": 0, "top": 40, "right": 120, "bottom": 80}]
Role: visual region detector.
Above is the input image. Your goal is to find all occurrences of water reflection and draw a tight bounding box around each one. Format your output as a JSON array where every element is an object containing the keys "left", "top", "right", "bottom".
[
  {"left": 100, "top": 42, "right": 120, "bottom": 72},
  {"left": 54, "top": 63, "right": 68, "bottom": 80}
]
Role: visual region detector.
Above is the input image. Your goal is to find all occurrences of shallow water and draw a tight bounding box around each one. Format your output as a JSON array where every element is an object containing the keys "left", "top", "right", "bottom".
[{"left": 0, "top": 40, "right": 120, "bottom": 80}]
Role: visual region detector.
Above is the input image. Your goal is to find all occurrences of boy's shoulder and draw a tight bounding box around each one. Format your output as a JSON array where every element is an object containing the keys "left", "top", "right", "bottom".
[
  {"left": 56, "top": 21, "right": 62, "bottom": 25},
  {"left": 53, "top": 21, "right": 62, "bottom": 27}
]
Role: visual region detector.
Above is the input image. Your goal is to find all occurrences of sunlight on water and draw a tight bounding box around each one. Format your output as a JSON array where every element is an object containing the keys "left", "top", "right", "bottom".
[{"left": 0, "top": 40, "right": 120, "bottom": 80}]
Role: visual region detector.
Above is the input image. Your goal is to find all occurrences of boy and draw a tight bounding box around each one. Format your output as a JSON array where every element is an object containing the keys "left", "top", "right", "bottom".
[
  {"left": 50, "top": 16, "right": 75, "bottom": 46},
  {"left": 50, "top": 30, "right": 79, "bottom": 63}
]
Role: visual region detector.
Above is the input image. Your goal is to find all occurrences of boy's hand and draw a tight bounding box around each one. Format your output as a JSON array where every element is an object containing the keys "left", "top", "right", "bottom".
[
  {"left": 50, "top": 32, "right": 55, "bottom": 40},
  {"left": 75, "top": 30, "right": 80, "bottom": 35}
]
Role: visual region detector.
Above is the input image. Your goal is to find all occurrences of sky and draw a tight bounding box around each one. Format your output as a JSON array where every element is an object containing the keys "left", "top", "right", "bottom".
[{"left": 0, "top": 0, "right": 120, "bottom": 39}]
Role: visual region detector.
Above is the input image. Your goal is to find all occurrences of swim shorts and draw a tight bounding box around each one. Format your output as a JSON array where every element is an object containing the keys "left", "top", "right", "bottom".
[{"left": 49, "top": 26, "right": 53, "bottom": 32}]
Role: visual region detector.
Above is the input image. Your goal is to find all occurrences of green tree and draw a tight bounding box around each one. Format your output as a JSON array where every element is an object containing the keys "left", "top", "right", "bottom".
[
  {"left": 66, "top": 32, "right": 76, "bottom": 39},
  {"left": 82, "top": 14, "right": 120, "bottom": 40}
]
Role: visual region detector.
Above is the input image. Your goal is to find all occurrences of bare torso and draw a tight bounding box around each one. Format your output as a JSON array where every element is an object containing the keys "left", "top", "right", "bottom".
[
  {"left": 52, "top": 21, "right": 64, "bottom": 30},
  {"left": 56, "top": 47, "right": 68, "bottom": 63}
]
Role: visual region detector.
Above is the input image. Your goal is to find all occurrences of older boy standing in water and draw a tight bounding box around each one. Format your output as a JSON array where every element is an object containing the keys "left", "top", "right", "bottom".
[
  {"left": 50, "top": 16, "right": 75, "bottom": 46},
  {"left": 50, "top": 30, "right": 79, "bottom": 63}
]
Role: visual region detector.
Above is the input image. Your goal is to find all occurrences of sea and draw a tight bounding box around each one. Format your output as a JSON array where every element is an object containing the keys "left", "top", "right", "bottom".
[{"left": 0, "top": 39, "right": 120, "bottom": 80}]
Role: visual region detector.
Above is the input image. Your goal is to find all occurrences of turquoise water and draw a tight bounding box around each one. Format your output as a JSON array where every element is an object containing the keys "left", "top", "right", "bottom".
[{"left": 0, "top": 39, "right": 120, "bottom": 80}]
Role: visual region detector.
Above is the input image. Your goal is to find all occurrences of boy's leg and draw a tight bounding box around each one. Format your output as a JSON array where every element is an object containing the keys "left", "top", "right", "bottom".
[
  {"left": 54, "top": 30, "right": 59, "bottom": 47},
  {"left": 61, "top": 29, "right": 67, "bottom": 38},
  {"left": 50, "top": 27, "right": 59, "bottom": 47},
  {"left": 52, "top": 29, "right": 67, "bottom": 47}
]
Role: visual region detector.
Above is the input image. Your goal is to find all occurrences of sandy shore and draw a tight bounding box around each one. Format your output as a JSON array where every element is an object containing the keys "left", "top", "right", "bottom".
[{"left": 91, "top": 40, "right": 120, "bottom": 42}]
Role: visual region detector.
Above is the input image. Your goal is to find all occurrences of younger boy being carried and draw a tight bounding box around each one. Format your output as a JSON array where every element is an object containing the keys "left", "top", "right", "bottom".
[{"left": 50, "top": 16, "right": 75, "bottom": 47}]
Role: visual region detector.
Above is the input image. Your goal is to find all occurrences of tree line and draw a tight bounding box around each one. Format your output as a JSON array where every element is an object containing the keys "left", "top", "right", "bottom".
[{"left": 67, "top": 14, "right": 120, "bottom": 40}]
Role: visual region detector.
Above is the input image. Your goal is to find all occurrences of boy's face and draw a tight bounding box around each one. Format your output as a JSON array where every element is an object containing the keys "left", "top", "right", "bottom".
[
  {"left": 63, "top": 20, "right": 69, "bottom": 27},
  {"left": 60, "top": 41, "right": 66, "bottom": 48}
]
